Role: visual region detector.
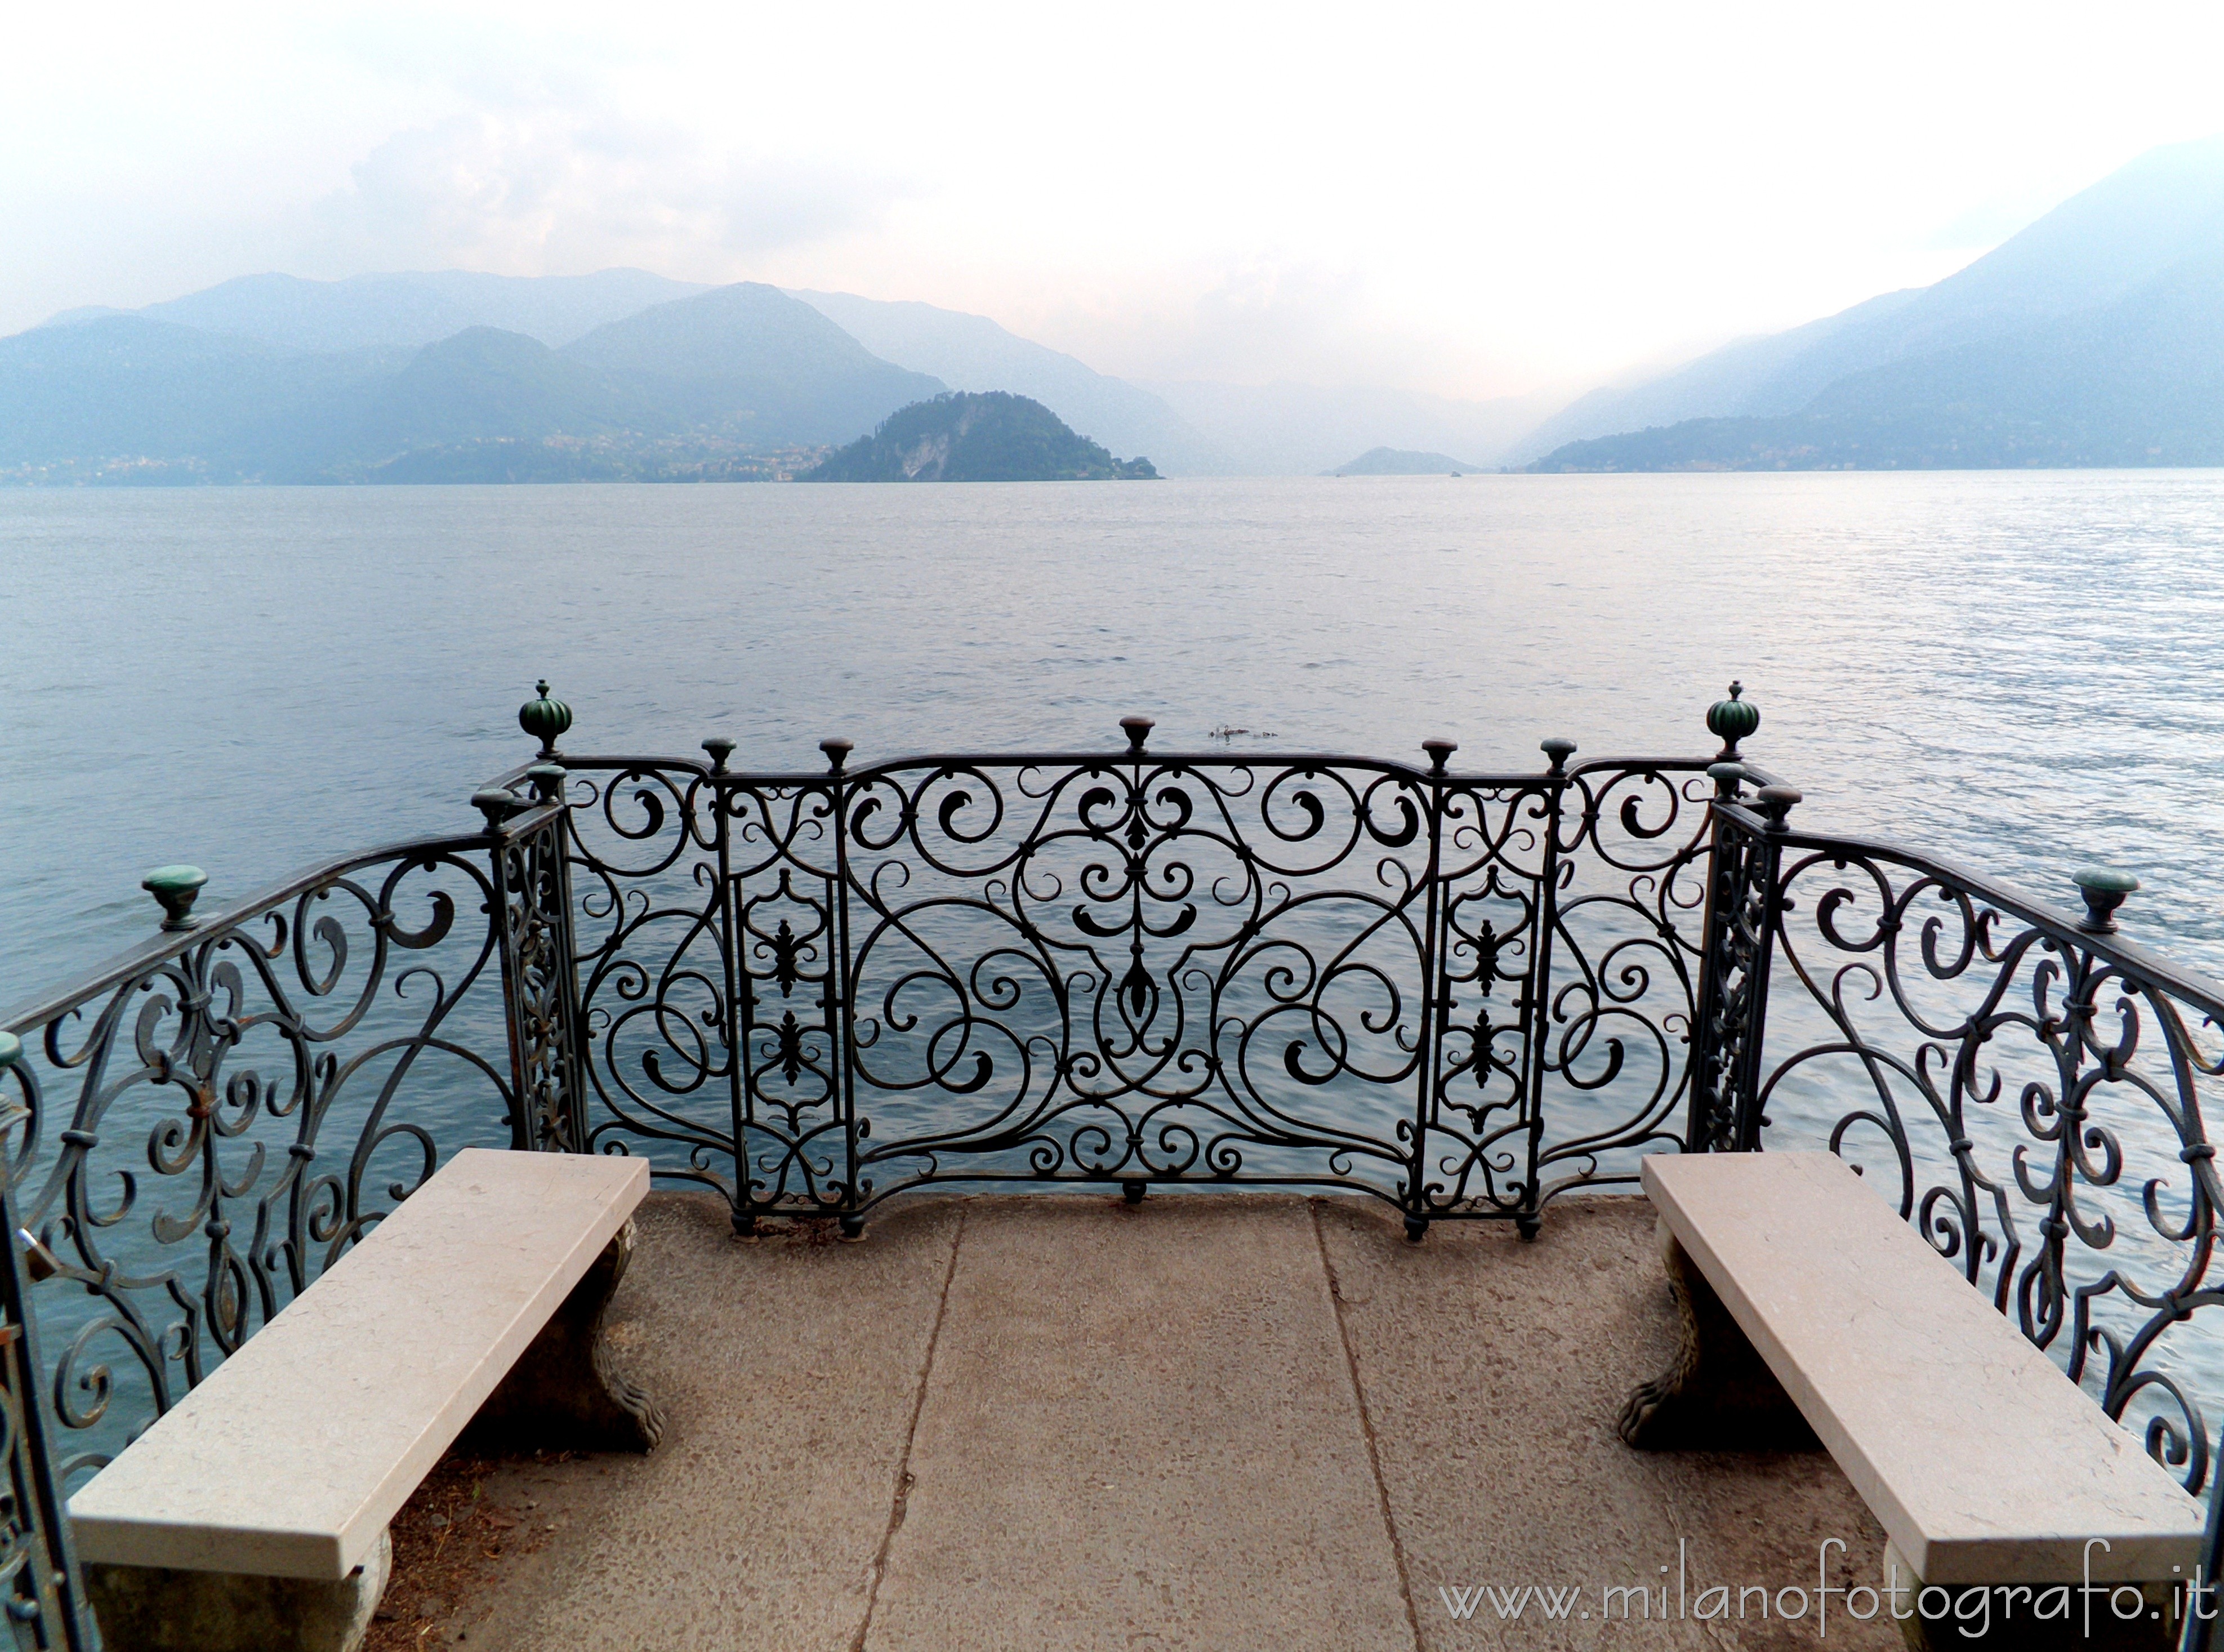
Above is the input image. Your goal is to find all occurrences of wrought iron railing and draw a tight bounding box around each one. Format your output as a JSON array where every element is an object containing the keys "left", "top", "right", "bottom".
[
  {"left": 4, "top": 682, "right": 2224, "bottom": 1647},
  {"left": 0, "top": 782, "right": 586, "bottom": 1645},
  {"left": 1699, "top": 770, "right": 2224, "bottom": 1488},
  {"left": 507, "top": 713, "right": 1759, "bottom": 1242}
]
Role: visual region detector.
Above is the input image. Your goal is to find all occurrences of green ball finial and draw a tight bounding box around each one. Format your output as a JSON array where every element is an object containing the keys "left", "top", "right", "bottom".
[
  {"left": 519, "top": 679, "right": 573, "bottom": 759},
  {"left": 1706, "top": 680, "right": 1761, "bottom": 758},
  {"left": 142, "top": 865, "right": 209, "bottom": 932},
  {"left": 2073, "top": 867, "right": 2140, "bottom": 934}
]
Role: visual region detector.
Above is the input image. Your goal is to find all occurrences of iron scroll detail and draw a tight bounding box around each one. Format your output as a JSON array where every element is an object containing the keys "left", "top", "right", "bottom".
[{"left": 543, "top": 731, "right": 1727, "bottom": 1238}]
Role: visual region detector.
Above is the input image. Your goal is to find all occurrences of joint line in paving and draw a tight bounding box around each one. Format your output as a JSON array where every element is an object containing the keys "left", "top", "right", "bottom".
[
  {"left": 1310, "top": 1199, "right": 1425, "bottom": 1652},
  {"left": 849, "top": 1203, "right": 967, "bottom": 1652}
]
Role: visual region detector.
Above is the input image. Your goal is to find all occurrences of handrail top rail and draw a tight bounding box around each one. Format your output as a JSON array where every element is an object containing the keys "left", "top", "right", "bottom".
[
  {"left": 0, "top": 803, "right": 568, "bottom": 1037},
  {"left": 496, "top": 746, "right": 1766, "bottom": 790},
  {"left": 1713, "top": 796, "right": 2224, "bottom": 1030}
]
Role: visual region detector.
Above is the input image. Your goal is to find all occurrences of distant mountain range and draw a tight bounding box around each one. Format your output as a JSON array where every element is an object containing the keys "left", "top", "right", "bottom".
[
  {"left": 803, "top": 392, "right": 1157, "bottom": 482},
  {"left": 12, "top": 134, "right": 2224, "bottom": 484},
  {"left": 5, "top": 273, "right": 1545, "bottom": 483},
  {"left": 1521, "top": 134, "right": 2224, "bottom": 471},
  {"left": 1, "top": 283, "right": 941, "bottom": 483}
]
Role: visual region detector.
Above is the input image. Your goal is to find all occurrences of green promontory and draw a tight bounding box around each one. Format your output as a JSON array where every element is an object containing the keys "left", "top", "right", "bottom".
[{"left": 799, "top": 391, "right": 1157, "bottom": 481}]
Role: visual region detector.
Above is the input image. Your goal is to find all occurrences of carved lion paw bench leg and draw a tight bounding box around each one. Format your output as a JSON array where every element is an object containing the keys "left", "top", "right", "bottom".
[
  {"left": 464, "top": 1218, "right": 667, "bottom": 1453},
  {"left": 1616, "top": 1218, "right": 1817, "bottom": 1450}
]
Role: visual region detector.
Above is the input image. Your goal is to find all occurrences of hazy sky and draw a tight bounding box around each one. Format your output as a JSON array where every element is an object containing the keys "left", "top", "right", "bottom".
[{"left": 7, "top": 1, "right": 2224, "bottom": 399}]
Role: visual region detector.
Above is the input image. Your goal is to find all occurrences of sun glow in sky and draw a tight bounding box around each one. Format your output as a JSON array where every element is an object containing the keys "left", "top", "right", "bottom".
[{"left": 7, "top": 1, "right": 2224, "bottom": 398}]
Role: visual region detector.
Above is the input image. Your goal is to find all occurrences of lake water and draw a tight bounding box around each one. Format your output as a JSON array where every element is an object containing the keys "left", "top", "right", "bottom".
[
  {"left": 7, "top": 471, "right": 2224, "bottom": 991},
  {"left": 8, "top": 472, "right": 2224, "bottom": 1475}
]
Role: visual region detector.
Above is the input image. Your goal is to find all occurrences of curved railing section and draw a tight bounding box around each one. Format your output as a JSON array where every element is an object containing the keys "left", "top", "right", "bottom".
[
  {"left": 0, "top": 792, "right": 578, "bottom": 1488},
  {"left": 529, "top": 722, "right": 1731, "bottom": 1239},
  {"left": 1699, "top": 768, "right": 2224, "bottom": 1497}
]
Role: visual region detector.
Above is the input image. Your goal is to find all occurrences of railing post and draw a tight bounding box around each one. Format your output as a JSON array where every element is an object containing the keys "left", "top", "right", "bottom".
[
  {"left": 528, "top": 762, "right": 591, "bottom": 1155},
  {"left": 1729, "top": 785, "right": 1798, "bottom": 1151},
  {"left": 484, "top": 682, "right": 590, "bottom": 1154},
  {"left": 1686, "top": 684, "right": 1790, "bottom": 1154},
  {"left": 0, "top": 1035, "right": 97, "bottom": 1649},
  {"left": 824, "top": 737, "right": 864, "bottom": 1240},
  {"left": 483, "top": 771, "right": 590, "bottom": 1155},
  {"left": 701, "top": 738, "right": 752, "bottom": 1235},
  {"left": 480, "top": 785, "right": 542, "bottom": 1151},
  {"left": 1686, "top": 761, "right": 1748, "bottom": 1152},
  {"left": 1518, "top": 737, "right": 1579, "bottom": 1240},
  {"left": 1409, "top": 737, "right": 1459, "bottom": 1244}
]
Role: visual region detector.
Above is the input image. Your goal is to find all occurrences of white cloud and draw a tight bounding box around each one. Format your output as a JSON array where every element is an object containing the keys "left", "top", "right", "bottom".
[
  {"left": 298, "top": 112, "right": 910, "bottom": 275},
  {"left": 4, "top": 0, "right": 2224, "bottom": 395}
]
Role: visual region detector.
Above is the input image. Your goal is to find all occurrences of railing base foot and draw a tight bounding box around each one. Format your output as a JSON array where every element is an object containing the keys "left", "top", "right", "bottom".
[
  {"left": 1402, "top": 1215, "right": 1428, "bottom": 1244},
  {"left": 839, "top": 1214, "right": 866, "bottom": 1242},
  {"left": 1121, "top": 1180, "right": 1147, "bottom": 1206},
  {"left": 1516, "top": 1213, "right": 1541, "bottom": 1241}
]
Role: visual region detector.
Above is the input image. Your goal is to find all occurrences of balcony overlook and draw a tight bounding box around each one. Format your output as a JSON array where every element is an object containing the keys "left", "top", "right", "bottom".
[
  {"left": 369, "top": 1190, "right": 1896, "bottom": 1651},
  {"left": 3, "top": 691, "right": 2219, "bottom": 1652}
]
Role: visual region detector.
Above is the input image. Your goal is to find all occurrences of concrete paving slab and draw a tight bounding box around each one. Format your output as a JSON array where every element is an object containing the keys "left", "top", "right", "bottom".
[
  {"left": 387, "top": 1190, "right": 1929, "bottom": 1652},
  {"left": 866, "top": 1193, "right": 1418, "bottom": 1652},
  {"left": 461, "top": 1192, "right": 962, "bottom": 1652},
  {"left": 1314, "top": 1195, "right": 1897, "bottom": 1651}
]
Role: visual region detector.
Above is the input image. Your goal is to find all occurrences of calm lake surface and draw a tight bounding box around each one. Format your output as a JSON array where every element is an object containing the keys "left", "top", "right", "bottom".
[{"left": 6, "top": 471, "right": 2223, "bottom": 990}]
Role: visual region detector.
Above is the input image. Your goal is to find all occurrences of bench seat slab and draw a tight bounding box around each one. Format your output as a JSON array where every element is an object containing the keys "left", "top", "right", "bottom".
[
  {"left": 1637, "top": 1151, "right": 2204, "bottom": 1587},
  {"left": 68, "top": 1148, "right": 650, "bottom": 1582}
]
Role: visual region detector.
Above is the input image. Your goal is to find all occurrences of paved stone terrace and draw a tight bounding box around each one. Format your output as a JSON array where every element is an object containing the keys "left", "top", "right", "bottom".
[{"left": 374, "top": 1191, "right": 1900, "bottom": 1651}]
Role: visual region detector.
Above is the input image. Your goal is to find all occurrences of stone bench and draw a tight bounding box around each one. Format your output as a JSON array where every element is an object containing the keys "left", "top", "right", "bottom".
[
  {"left": 1620, "top": 1150, "right": 2206, "bottom": 1649},
  {"left": 69, "top": 1148, "right": 664, "bottom": 1652}
]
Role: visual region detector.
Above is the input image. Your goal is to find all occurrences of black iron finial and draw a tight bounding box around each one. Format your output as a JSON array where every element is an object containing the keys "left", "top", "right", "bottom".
[
  {"left": 1755, "top": 783, "right": 1800, "bottom": 834},
  {"left": 702, "top": 738, "right": 736, "bottom": 776},
  {"left": 1421, "top": 738, "right": 1457, "bottom": 777},
  {"left": 471, "top": 787, "right": 523, "bottom": 836},
  {"left": 820, "top": 737, "right": 853, "bottom": 776},
  {"left": 1120, "top": 715, "right": 1154, "bottom": 756},
  {"left": 519, "top": 680, "right": 573, "bottom": 760},
  {"left": 525, "top": 763, "right": 567, "bottom": 805},
  {"left": 2073, "top": 867, "right": 2139, "bottom": 934},
  {"left": 1707, "top": 760, "right": 1748, "bottom": 800},
  {"left": 1540, "top": 738, "right": 1577, "bottom": 776},
  {"left": 1706, "top": 681, "right": 1760, "bottom": 759}
]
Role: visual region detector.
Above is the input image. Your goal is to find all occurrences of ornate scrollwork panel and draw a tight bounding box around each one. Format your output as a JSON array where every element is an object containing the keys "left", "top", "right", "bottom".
[
  {"left": 551, "top": 749, "right": 1737, "bottom": 1228},
  {"left": 1525, "top": 764, "right": 1716, "bottom": 1207},
  {"left": 0, "top": 843, "right": 522, "bottom": 1487},
  {"left": 841, "top": 759, "right": 1437, "bottom": 1207}
]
